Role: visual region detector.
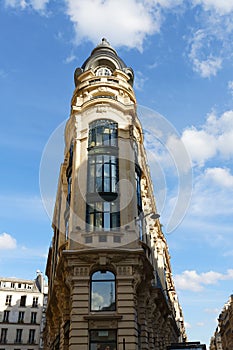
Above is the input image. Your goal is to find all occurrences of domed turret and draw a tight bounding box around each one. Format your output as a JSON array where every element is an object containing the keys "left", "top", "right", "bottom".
[{"left": 74, "top": 38, "right": 134, "bottom": 86}]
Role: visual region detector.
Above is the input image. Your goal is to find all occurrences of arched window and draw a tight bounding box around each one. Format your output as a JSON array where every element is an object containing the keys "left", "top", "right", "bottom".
[
  {"left": 90, "top": 270, "right": 116, "bottom": 311},
  {"left": 96, "top": 67, "right": 112, "bottom": 76}
]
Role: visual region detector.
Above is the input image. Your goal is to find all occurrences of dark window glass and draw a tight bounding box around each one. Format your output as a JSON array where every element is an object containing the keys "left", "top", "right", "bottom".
[
  {"left": 28, "top": 329, "right": 35, "bottom": 344},
  {"left": 91, "top": 271, "right": 116, "bottom": 312},
  {"left": 3, "top": 310, "right": 9, "bottom": 322},
  {"left": 18, "top": 311, "right": 24, "bottom": 323},
  {"left": 15, "top": 329, "right": 22, "bottom": 343},
  {"left": 32, "top": 297, "right": 38, "bottom": 308},
  {"left": 89, "top": 329, "right": 117, "bottom": 350},
  {"left": 0, "top": 328, "right": 7, "bottom": 343},
  {"left": 135, "top": 166, "right": 142, "bottom": 212},
  {"left": 86, "top": 201, "right": 120, "bottom": 231},
  {"left": 87, "top": 120, "right": 119, "bottom": 232},
  {"left": 88, "top": 120, "right": 117, "bottom": 148},
  {"left": 5, "top": 295, "right": 12, "bottom": 306},
  {"left": 88, "top": 155, "right": 118, "bottom": 193},
  {"left": 20, "top": 295, "right": 26, "bottom": 307},
  {"left": 31, "top": 312, "right": 37, "bottom": 324}
]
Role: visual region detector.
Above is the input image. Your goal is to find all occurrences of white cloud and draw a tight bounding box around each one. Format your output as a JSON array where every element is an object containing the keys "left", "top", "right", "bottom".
[
  {"left": 192, "top": 0, "right": 233, "bottom": 15},
  {"left": 188, "top": 29, "right": 222, "bottom": 78},
  {"left": 64, "top": 0, "right": 162, "bottom": 51},
  {"left": 64, "top": 54, "right": 76, "bottom": 64},
  {"left": 186, "top": 0, "right": 233, "bottom": 78},
  {"left": 91, "top": 292, "right": 104, "bottom": 310},
  {"left": 189, "top": 166, "right": 233, "bottom": 218},
  {"left": 134, "top": 71, "right": 148, "bottom": 90},
  {"left": 174, "top": 269, "right": 233, "bottom": 291},
  {"left": 181, "top": 128, "right": 216, "bottom": 167},
  {"left": 203, "top": 167, "right": 233, "bottom": 188},
  {"left": 4, "top": 0, "right": 49, "bottom": 11},
  {"left": 0, "top": 232, "right": 17, "bottom": 250},
  {"left": 181, "top": 110, "right": 233, "bottom": 166}
]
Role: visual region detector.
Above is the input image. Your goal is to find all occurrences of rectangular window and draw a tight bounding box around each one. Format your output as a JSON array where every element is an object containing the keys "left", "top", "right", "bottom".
[
  {"left": 32, "top": 297, "right": 38, "bottom": 308},
  {"left": 15, "top": 329, "right": 22, "bottom": 343},
  {"left": 3, "top": 310, "right": 10, "bottom": 322},
  {"left": 20, "top": 295, "right": 26, "bottom": 307},
  {"left": 30, "top": 312, "right": 37, "bottom": 324},
  {"left": 5, "top": 295, "right": 12, "bottom": 306},
  {"left": 18, "top": 311, "right": 25, "bottom": 323},
  {"left": 88, "top": 155, "right": 118, "bottom": 194},
  {"left": 89, "top": 329, "right": 117, "bottom": 350},
  {"left": 28, "top": 329, "right": 35, "bottom": 344},
  {"left": 0, "top": 328, "right": 8, "bottom": 343},
  {"left": 86, "top": 201, "right": 120, "bottom": 231}
]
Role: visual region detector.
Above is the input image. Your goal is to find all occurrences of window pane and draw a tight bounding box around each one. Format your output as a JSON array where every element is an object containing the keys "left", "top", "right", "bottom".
[
  {"left": 90, "top": 329, "right": 117, "bottom": 350},
  {"left": 104, "top": 212, "right": 110, "bottom": 230},
  {"left": 92, "top": 271, "right": 115, "bottom": 280},
  {"left": 92, "top": 281, "right": 115, "bottom": 311}
]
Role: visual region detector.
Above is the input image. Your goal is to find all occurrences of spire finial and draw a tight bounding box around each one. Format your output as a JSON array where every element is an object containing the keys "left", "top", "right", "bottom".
[{"left": 101, "top": 37, "right": 110, "bottom": 46}]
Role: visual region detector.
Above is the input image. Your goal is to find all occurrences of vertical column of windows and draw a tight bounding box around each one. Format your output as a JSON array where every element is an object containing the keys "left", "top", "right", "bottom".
[
  {"left": 64, "top": 143, "right": 73, "bottom": 239},
  {"left": 86, "top": 120, "right": 120, "bottom": 231},
  {"left": 135, "top": 140, "right": 143, "bottom": 239}
]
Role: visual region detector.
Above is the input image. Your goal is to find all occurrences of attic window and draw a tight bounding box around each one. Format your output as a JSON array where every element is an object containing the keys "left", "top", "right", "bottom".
[{"left": 96, "top": 67, "right": 112, "bottom": 76}]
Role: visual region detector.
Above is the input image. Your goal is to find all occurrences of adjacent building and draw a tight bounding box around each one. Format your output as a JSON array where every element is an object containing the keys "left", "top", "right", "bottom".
[
  {"left": 44, "top": 38, "right": 186, "bottom": 350},
  {"left": 209, "top": 327, "right": 223, "bottom": 350},
  {"left": 0, "top": 271, "right": 47, "bottom": 350},
  {"left": 210, "top": 295, "right": 233, "bottom": 350}
]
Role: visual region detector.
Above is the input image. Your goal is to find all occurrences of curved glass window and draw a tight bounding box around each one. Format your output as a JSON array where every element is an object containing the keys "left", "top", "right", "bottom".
[
  {"left": 88, "top": 120, "right": 117, "bottom": 148},
  {"left": 86, "top": 120, "right": 119, "bottom": 231},
  {"left": 91, "top": 270, "right": 116, "bottom": 311},
  {"left": 88, "top": 155, "right": 118, "bottom": 193},
  {"left": 86, "top": 201, "right": 119, "bottom": 232}
]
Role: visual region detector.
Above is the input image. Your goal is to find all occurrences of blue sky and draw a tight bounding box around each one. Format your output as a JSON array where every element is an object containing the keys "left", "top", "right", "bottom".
[{"left": 1, "top": 0, "right": 233, "bottom": 346}]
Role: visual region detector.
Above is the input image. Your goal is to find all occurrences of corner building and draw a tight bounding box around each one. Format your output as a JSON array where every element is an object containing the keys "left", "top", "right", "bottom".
[{"left": 44, "top": 39, "right": 186, "bottom": 350}]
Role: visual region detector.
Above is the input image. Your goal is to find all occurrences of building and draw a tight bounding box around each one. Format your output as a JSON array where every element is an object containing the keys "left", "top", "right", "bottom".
[
  {"left": 167, "top": 342, "right": 206, "bottom": 349},
  {"left": 209, "top": 327, "right": 223, "bottom": 350},
  {"left": 0, "top": 270, "right": 47, "bottom": 350},
  {"left": 44, "top": 38, "right": 186, "bottom": 350},
  {"left": 211, "top": 295, "right": 233, "bottom": 350}
]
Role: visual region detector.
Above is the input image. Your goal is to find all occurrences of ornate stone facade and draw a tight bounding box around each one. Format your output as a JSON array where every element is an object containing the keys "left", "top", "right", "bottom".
[
  {"left": 44, "top": 38, "right": 186, "bottom": 350},
  {"left": 211, "top": 295, "right": 233, "bottom": 350}
]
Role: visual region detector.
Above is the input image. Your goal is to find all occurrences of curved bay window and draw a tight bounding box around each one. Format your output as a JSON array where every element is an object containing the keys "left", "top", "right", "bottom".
[
  {"left": 91, "top": 270, "right": 116, "bottom": 311},
  {"left": 64, "top": 143, "right": 73, "bottom": 239},
  {"left": 86, "top": 120, "right": 120, "bottom": 231}
]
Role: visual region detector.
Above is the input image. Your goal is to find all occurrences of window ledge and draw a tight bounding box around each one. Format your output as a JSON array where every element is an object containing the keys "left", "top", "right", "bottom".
[{"left": 84, "top": 313, "right": 122, "bottom": 321}]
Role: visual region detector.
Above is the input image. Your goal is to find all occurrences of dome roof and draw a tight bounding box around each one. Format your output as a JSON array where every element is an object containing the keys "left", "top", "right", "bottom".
[
  {"left": 74, "top": 38, "right": 134, "bottom": 86},
  {"left": 81, "top": 38, "right": 127, "bottom": 71}
]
